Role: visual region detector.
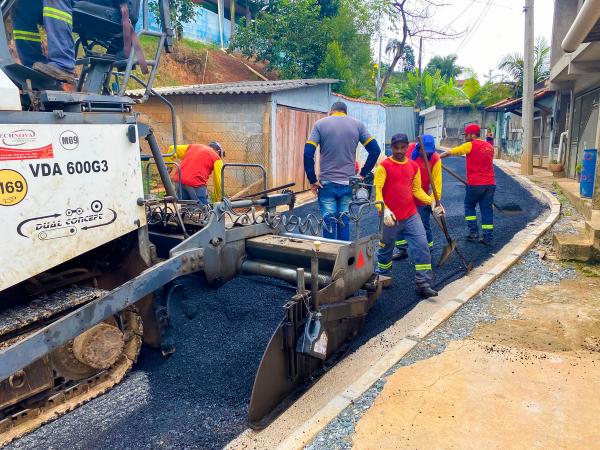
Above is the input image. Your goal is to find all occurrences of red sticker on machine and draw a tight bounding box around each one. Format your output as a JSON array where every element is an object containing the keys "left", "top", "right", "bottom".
[
  {"left": 356, "top": 249, "right": 365, "bottom": 269},
  {"left": 0, "top": 129, "right": 53, "bottom": 161}
]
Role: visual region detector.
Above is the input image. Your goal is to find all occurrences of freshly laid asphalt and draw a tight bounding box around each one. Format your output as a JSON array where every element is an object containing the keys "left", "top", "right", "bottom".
[{"left": 7, "top": 158, "right": 545, "bottom": 450}]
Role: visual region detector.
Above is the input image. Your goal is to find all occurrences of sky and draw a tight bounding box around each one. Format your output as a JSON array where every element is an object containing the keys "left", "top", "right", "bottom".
[{"left": 381, "top": 0, "right": 555, "bottom": 80}]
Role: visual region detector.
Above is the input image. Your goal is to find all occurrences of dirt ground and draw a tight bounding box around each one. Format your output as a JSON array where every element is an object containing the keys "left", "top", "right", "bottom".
[{"left": 352, "top": 272, "right": 600, "bottom": 449}]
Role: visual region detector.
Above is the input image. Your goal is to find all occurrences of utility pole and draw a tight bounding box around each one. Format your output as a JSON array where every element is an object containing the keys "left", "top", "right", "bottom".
[
  {"left": 230, "top": 0, "right": 236, "bottom": 40},
  {"left": 521, "top": 0, "right": 535, "bottom": 175},
  {"left": 376, "top": 11, "right": 383, "bottom": 99},
  {"left": 217, "top": 0, "right": 225, "bottom": 49},
  {"left": 376, "top": 35, "right": 382, "bottom": 99},
  {"left": 416, "top": 37, "right": 423, "bottom": 111}
]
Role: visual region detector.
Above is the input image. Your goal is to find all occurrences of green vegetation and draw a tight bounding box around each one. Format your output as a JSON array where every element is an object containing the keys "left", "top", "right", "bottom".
[
  {"left": 425, "top": 54, "right": 463, "bottom": 81},
  {"left": 498, "top": 37, "right": 550, "bottom": 96},
  {"left": 149, "top": 0, "right": 199, "bottom": 41},
  {"left": 230, "top": 0, "right": 374, "bottom": 96}
]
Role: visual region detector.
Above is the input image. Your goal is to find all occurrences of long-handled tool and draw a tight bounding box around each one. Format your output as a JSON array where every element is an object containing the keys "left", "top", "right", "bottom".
[
  {"left": 418, "top": 136, "right": 472, "bottom": 272},
  {"left": 441, "top": 164, "right": 523, "bottom": 216}
]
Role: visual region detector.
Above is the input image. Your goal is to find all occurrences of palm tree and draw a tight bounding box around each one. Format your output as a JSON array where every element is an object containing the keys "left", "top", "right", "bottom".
[
  {"left": 498, "top": 36, "right": 550, "bottom": 96},
  {"left": 384, "top": 40, "right": 414, "bottom": 73},
  {"left": 425, "top": 54, "right": 463, "bottom": 81}
]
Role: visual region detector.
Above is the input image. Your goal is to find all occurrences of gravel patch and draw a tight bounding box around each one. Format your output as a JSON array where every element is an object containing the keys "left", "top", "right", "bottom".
[{"left": 305, "top": 249, "right": 576, "bottom": 450}]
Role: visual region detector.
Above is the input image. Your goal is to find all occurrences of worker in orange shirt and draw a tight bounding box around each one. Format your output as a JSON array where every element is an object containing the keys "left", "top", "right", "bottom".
[
  {"left": 440, "top": 124, "right": 495, "bottom": 245},
  {"left": 375, "top": 133, "right": 442, "bottom": 299},
  {"left": 394, "top": 134, "right": 442, "bottom": 259},
  {"left": 171, "top": 142, "right": 224, "bottom": 205}
]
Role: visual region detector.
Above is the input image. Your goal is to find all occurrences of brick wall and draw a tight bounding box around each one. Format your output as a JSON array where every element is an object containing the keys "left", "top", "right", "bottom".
[{"left": 135, "top": 93, "right": 271, "bottom": 197}]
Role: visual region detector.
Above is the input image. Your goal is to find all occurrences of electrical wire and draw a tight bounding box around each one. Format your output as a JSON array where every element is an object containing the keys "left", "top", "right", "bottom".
[{"left": 453, "top": 0, "right": 493, "bottom": 53}]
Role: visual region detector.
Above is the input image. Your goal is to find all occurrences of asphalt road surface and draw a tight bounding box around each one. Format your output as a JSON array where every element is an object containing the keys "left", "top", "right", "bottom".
[{"left": 7, "top": 158, "right": 545, "bottom": 450}]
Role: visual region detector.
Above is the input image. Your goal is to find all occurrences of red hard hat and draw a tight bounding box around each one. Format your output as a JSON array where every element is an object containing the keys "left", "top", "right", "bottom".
[{"left": 465, "top": 124, "right": 481, "bottom": 135}]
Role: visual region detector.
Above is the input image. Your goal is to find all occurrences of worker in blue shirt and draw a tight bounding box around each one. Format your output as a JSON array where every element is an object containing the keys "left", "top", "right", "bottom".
[
  {"left": 12, "top": 0, "right": 76, "bottom": 83},
  {"left": 304, "top": 101, "right": 381, "bottom": 241}
]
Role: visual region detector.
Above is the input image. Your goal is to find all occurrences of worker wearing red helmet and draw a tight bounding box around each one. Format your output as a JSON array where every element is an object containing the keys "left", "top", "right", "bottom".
[{"left": 440, "top": 124, "right": 495, "bottom": 245}]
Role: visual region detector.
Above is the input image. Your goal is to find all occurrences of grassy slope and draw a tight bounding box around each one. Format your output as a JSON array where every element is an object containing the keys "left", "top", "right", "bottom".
[{"left": 127, "top": 37, "right": 273, "bottom": 90}]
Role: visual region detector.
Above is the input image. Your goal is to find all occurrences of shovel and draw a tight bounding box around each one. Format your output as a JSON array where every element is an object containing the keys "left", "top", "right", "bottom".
[
  {"left": 417, "top": 136, "right": 472, "bottom": 272},
  {"left": 441, "top": 165, "right": 523, "bottom": 216}
]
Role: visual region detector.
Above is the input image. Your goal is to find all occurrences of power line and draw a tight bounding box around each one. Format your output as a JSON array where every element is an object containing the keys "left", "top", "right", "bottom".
[
  {"left": 445, "top": 0, "right": 478, "bottom": 30},
  {"left": 453, "top": 0, "right": 493, "bottom": 53}
]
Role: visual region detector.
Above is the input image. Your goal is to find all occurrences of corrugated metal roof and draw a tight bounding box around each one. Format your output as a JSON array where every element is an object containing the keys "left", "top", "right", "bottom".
[
  {"left": 486, "top": 88, "right": 552, "bottom": 111},
  {"left": 127, "top": 79, "right": 338, "bottom": 97}
]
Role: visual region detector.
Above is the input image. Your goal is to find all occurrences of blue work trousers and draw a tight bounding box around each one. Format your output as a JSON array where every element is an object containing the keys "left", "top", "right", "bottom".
[
  {"left": 318, "top": 181, "right": 352, "bottom": 241},
  {"left": 181, "top": 184, "right": 209, "bottom": 205},
  {"left": 396, "top": 205, "right": 433, "bottom": 250},
  {"left": 12, "top": 0, "right": 75, "bottom": 72},
  {"left": 377, "top": 213, "right": 433, "bottom": 288},
  {"left": 465, "top": 185, "right": 495, "bottom": 239}
]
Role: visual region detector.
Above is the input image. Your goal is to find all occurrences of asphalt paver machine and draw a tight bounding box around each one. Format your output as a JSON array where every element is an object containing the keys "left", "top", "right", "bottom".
[{"left": 0, "top": 1, "right": 384, "bottom": 444}]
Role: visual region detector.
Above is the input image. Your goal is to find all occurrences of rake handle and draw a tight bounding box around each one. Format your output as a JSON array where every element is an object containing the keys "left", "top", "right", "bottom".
[
  {"left": 441, "top": 164, "right": 506, "bottom": 212},
  {"left": 418, "top": 136, "right": 450, "bottom": 241}
]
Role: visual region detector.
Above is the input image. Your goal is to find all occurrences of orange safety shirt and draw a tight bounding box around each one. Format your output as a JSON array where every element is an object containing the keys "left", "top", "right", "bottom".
[
  {"left": 172, "top": 144, "right": 223, "bottom": 190},
  {"left": 374, "top": 157, "right": 432, "bottom": 221},
  {"left": 450, "top": 139, "right": 495, "bottom": 186}
]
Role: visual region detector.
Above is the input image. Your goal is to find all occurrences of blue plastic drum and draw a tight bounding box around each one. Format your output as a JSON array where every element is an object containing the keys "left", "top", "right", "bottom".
[{"left": 580, "top": 148, "right": 597, "bottom": 199}]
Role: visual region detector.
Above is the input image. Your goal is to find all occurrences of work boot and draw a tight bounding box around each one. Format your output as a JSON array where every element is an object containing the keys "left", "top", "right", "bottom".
[
  {"left": 392, "top": 248, "right": 408, "bottom": 260},
  {"left": 466, "top": 232, "right": 480, "bottom": 242},
  {"left": 480, "top": 236, "right": 493, "bottom": 247},
  {"left": 33, "top": 62, "right": 76, "bottom": 84},
  {"left": 416, "top": 285, "right": 438, "bottom": 299},
  {"left": 375, "top": 268, "right": 390, "bottom": 276}
]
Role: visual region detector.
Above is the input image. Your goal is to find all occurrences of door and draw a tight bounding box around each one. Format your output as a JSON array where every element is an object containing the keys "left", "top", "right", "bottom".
[
  {"left": 569, "top": 89, "right": 600, "bottom": 178},
  {"left": 275, "top": 106, "right": 326, "bottom": 190},
  {"left": 533, "top": 116, "right": 542, "bottom": 167}
]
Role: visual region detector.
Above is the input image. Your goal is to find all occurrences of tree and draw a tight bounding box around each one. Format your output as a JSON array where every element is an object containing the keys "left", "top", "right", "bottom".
[
  {"left": 150, "top": 0, "right": 198, "bottom": 41},
  {"left": 385, "top": 40, "right": 414, "bottom": 73},
  {"left": 230, "top": 0, "right": 327, "bottom": 78},
  {"left": 401, "top": 45, "right": 415, "bottom": 73},
  {"left": 394, "top": 69, "right": 464, "bottom": 107},
  {"left": 498, "top": 36, "right": 550, "bottom": 96},
  {"left": 377, "top": 0, "right": 463, "bottom": 98},
  {"left": 318, "top": 0, "right": 340, "bottom": 17},
  {"left": 425, "top": 54, "right": 463, "bottom": 81},
  {"left": 319, "top": 1, "right": 373, "bottom": 95},
  {"left": 318, "top": 41, "right": 352, "bottom": 93}
]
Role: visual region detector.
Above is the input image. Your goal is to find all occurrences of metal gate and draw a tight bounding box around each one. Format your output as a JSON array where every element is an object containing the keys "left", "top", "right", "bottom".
[{"left": 275, "top": 106, "right": 326, "bottom": 190}]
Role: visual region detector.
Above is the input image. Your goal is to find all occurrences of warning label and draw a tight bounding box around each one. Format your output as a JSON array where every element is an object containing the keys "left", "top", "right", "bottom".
[
  {"left": 0, "top": 129, "right": 53, "bottom": 161},
  {"left": 0, "top": 144, "right": 54, "bottom": 161}
]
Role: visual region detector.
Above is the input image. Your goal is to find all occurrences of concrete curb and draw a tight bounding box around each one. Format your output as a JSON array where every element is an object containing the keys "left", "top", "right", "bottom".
[{"left": 273, "top": 161, "right": 561, "bottom": 450}]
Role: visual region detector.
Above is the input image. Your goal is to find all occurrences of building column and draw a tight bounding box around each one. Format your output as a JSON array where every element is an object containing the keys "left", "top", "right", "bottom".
[{"left": 592, "top": 103, "right": 600, "bottom": 210}]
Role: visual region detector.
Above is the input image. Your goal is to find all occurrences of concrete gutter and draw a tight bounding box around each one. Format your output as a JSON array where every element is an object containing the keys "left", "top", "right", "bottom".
[
  {"left": 562, "top": 0, "right": 600, "bottom": 53},
  {"left": 227, "top": 161, "right": 561, "bottom": 450}
]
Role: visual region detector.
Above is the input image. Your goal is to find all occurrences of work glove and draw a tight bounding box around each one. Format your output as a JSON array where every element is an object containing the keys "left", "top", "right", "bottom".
[
  {"left": 431, "top": 198, "right": 445, "bottom": 217},
  {"left": 383, "top": 209, "right": 397, "bottom": 227}
]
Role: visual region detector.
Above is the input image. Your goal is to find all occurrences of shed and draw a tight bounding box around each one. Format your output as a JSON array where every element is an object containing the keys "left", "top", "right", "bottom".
[
  {"left": 129, "top": 79, "right": 385, "bottom": 196},
  {"left": 486, "top": 87, "right": 555, "bottom": 168},
  {"left": 386, "top": 105, "right": 417, "bottom": 144},
  {"left": 420, "top": 106, "right": 495, "bottom": 148},
  {"left": 329, "top": 93, "right": 387, "bottom": 162}
]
